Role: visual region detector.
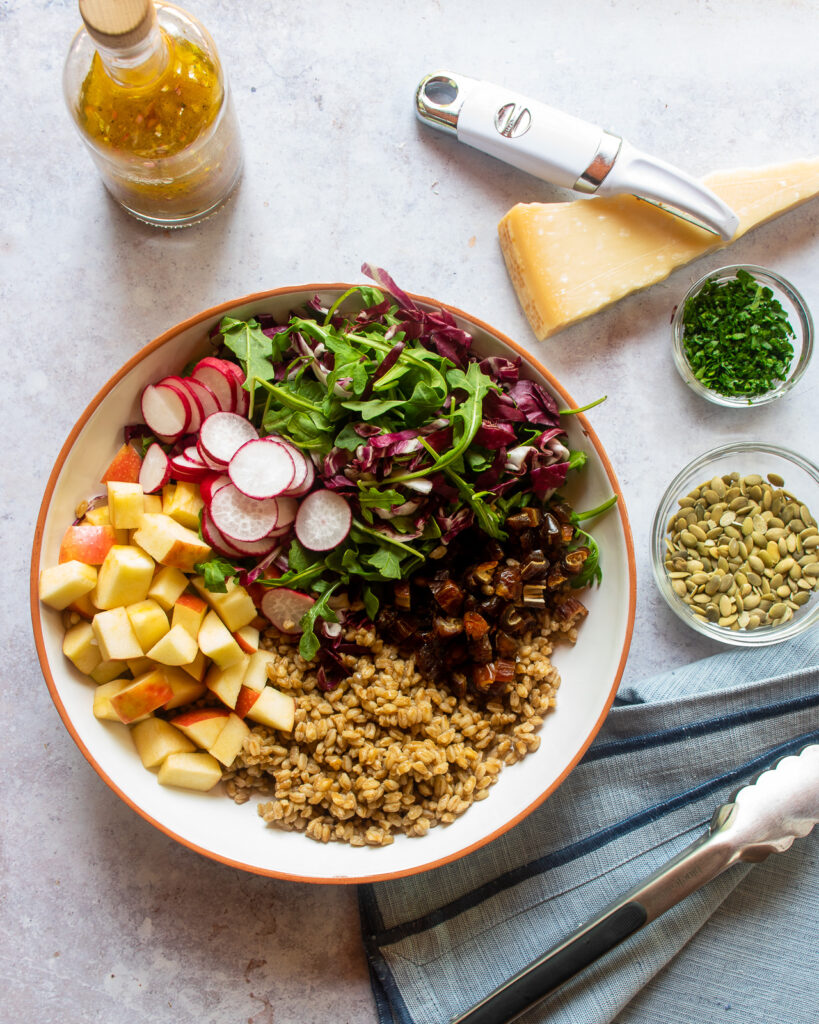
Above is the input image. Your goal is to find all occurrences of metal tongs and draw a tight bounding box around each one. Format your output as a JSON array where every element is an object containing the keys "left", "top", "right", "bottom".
[
  {"left": 416, "top": 71, "right": 739, "bottom": 240},
  {"left": 451, "top": 743, "right": 819, "bottom": 1024}
]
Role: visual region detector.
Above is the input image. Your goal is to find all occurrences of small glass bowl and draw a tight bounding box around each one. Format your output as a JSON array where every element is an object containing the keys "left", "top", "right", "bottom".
[
  {"left": 651, "top": 442, "right": 819, "bottom": 646},
  {"left": 671, "top": 264, "right": 814, "bottom": 407}
]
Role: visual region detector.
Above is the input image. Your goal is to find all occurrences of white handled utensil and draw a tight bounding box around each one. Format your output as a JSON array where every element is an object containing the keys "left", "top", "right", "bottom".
[
  {"left": 415, "top": 71, "right": 739, "bottom": 240},
  {"left": 451, "top": 742, "right": 819, "bottom": 1024}
]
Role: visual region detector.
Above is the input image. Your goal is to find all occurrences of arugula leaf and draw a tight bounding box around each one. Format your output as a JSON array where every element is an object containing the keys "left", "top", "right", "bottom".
[
  {"left": 298, "top": 583, "right": 340, "bottom": 661},
  {"left": 362, "top": 584, "right": 380, "bottom": 621},
  {"left": 365, "top": 547, "right": 403, "bottom": 579},
  {"left": 219, "top": 317, "right": 281, "bottom": 418},
  {"left": 194, "top": 557, "right": 238, "bottom": 593}
]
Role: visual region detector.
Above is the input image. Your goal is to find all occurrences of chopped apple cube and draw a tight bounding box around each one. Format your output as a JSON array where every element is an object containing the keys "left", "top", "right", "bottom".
[
  {"left": 146, "top": 624, "right": 198, "bottom": 666},
  {"left": 198, "top": 610, "right": 244, "bottom": 668},
  {"left": 157, "top": 751, "right": 223, "bottom": 792},
  {"left": 93, "top": 677, "right": 132, "bottom": 720},
  {"left": 235, "top": 684, "right": 261, "bottom": 720},
  {"left": 68, "top": 591, "right": 98, "bottom": 621},
  {"left": 147, "top": 565, "right": 189, "bottom": 611},
  {"left": 172, "top": 592, "right": 208, "bottom": 638},
  {"left": 126, "top": 655, "right": 155, "bottom": 677},
  {"left": 84, "top": 505, "right": 128, "bottom": 543},
  {"left": 245, "top": 685, "right": 295, "bottom": 733},
  {"left": 143, "top": 493, "right": 163, "bottom": 514},
  {"left": 170, "top": 707, "right": 231, "bottom": 748},
  {"left": 126, "top": 599, "right": 170, "bottom": 651},
  {"left": 110, "top": 669, "right": 173, "bottom": 724},
  {"left": 243, "top": 650, "right": 277, "bottom": 692},
  {"left": 107, "top": 481, "right": 146, "bottom": 530},
  {"left": 93, "top": 544, "right": 155, "bottom": 610},
  {"left": 133, "top": 513, "right": 211, "bottom": 573},
  {"left": 208, "top": 712, "right": 251, "bottom": 767},
  {"left": 161, "top": 665, "right": 207, "bottom": 709},
  {"left": 89, "top": 658, "right": 126, "bottom": 684},
  {"left": 130, "top": 717, "right": 195, "bottom": 769},
  {"left": 39, "top": 561, "right": 98, "bottom": 610},
  {"left": 58, "top": 524, "right": 117, "bottom": 566},
  {"left": 205, "top": 653, "right": 250, "bottom": 709},
  {"left": 161, "top": 483, "right": 176, "bottom": 512},
  {"left": 163, "top": 480, "right": 204, "bottom": 531},
  {"left": 101, "top": 442, "right": 142, "bottom": 484},
  {"left": 234, "top": 624, "right": 260, "bottom": 654},
  {"left": 192, "top": 576, "right": 258, "bottom": 632},
  {"left": 180, "top": 647, "right": 208, "bottom": 682},
  {"left": 63, "top": 620, "right": 102, "bottom": 675},
  {"left": 92, "top": 607, "right": 144, "bottom": 661}
]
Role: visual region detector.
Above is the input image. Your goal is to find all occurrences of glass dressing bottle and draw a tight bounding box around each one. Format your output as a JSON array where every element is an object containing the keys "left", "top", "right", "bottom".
[{"left": 63, "top": 0, "right": 243, "bottom": 227}]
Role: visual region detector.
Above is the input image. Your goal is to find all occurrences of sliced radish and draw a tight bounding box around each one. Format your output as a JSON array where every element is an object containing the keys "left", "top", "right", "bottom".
[
  {"left": 201, "top": 510, "right": 245, "bottom": 558},
  {"left": 226, "top": 533, "right": 282, "bottom": 556},
  {"left": 178, "top": 377, "right": 221, "bottom": 420},
  {"left": 161, "top": 376, "right": 204, "bottom": 433},
  {"left": 199, "top": 412, "right": 258, "bottom": 465},
  {"left": 141, "top": 383, "right": 190, "bottom": 440},
  {"left": 139, "top": 443, "right": 171, "bottom": 493},
  {"left": 229, "top": 438, "right": 296, "bottom": 499},
  {"left": 169, "top": 451, "right": 210, "bottom": 483},
  {"left": 284, "top": 457, "right": 315, "bottom": 497},
  {"left": 260, "top": 588, "right": 316, "bottom": 634},
  {"left": 201, "top": 472, "right": 232, "bottom": 504},
  {"left": 196, "top": 437, "right": 229, "bottom": 470},
  {"left": 209, "top": 484, "right": 282, "bottom": 542},
  {"left": 273, "top": 496, "right": 298, "bottom": 528},
  {"left": 182, "top": 445, "right": 209, "bottom": 468},
  {"left": 192, "top": 358, "right": 241, "bottom": 413},
  {"left": 294, "top": 490, "right": 352, "bottom": 551}
]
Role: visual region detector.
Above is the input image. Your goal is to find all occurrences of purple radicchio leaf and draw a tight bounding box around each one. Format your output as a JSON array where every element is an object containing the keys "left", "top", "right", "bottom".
[
  {"left": 530, "top": 461, "right": 570, "bottom": 498},
  {"left": 506, "top": 380, "right": 561, "bottom": 426},
  {"left": 475, "top": 419, "right": 517, "bottom": 449},
  {"left": 478, "top": 356, "right": 520, "bottom": 385}
]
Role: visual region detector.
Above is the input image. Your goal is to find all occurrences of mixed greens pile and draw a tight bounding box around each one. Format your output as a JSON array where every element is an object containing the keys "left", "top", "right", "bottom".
[{"left": 205, "top": 266, "right": 612, "bottom": 658}]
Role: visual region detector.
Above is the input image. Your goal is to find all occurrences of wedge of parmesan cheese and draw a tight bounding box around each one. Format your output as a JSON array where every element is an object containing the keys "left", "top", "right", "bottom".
[{"left": 498, "top": 158, "right": 819, "bottom": 340}]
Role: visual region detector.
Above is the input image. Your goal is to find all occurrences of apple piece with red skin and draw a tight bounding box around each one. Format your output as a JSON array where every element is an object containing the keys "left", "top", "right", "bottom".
[
  {"left": 130, "top": 717, "right": 196, "bottom": 769},
  {"left": 205, "top": 654, "right": 249, "bottom": 709},
  {"left": 101, "top": 442, "right": 142, "bottom": 484},
  {"left": 170, "top": 707, "right": 231, "bottom": 748},
  {"left": 162, "top": 665, "right": 208, "bottom": 709},
  {"left": 110, "top": 669, "right": 173, "bottom": 725},
  {"left": 208, "top": 712, "right": 251, "bottom": 767},
  {"left": 233, "top": 624, "right": 260, "bottom": 654},
  {"left": 234, "top": 684, "right": 261, "bottom": 720},
  {"left": 58, "top": 525, "right": 117, "bottom": 566},
  {"left": 172, "top": 592, "right": 208, "bottom": 638},
  {"left": 245, "top": 685, "right": 295, "bottom": 733}
]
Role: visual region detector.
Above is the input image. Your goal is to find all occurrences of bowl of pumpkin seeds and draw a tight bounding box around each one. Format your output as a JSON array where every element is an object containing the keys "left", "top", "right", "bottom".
[{"left": 651, "top": 442, "right": 819, "bottom": 644}]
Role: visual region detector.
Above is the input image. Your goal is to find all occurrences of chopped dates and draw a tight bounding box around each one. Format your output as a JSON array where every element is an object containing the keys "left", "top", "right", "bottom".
[{"left": 375, "top": 503, "right": 589, "bottom": 699}]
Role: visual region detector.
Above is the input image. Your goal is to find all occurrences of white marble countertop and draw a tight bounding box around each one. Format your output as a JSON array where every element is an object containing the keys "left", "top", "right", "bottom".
[{"left": 3, "top": 1, "right": 818, "bottom": 1021}]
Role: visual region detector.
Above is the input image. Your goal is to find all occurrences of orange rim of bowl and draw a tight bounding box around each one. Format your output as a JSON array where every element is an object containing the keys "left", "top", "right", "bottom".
[{"left": 31, "top": 283, "right": 636, "bottom": 884}]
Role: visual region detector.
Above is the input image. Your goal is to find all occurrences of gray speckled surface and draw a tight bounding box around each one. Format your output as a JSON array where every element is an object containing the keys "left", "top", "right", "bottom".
[{"left": 3, "top": 1, "right": 818, "bottom": 1021}]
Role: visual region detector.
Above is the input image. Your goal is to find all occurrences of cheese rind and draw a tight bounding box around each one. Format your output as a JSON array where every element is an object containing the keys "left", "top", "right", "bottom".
[{"left": 498, "top": 159, "right": 819, "bottom": 340}]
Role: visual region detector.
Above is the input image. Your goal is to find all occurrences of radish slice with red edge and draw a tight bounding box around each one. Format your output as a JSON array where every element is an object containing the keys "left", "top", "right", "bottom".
[
  {"left": 224, "top": 532, "right": 282, "bottom": 556},
  {"left": 229, "top": 438, "right": 295, "bottom": 499},
  {"left": 169, "top": 453, "right": 210, "bottom": 483},
  {"left": 160, "top": 376, "right": 204, "bottom": 433},
  {"left": 196, "top": 437, "right": 229, "bottom": 470},
  {"left": 260, "top": 588, "right": 316, "bottom": 634},
  {"left": 140, "top": 383, "right": 190, "bottom": 440},
  {"left": 273, "top": 496, "right": 298, "bottom": 528},
  {"left": 200, "top": 472, "right": 231, "bottom": 504},
  {"left": 191, "top": 358, "right": 239, "bottom": 412},
  {"left": 182, "top": 445, "right": 208, "bottom": 468},
  {"left": 178, "top": 377, "right": 221, "bottom": 420},
  {"left": 284, "top": 457, "right": 315, "bottom": 497},
  {"left": 294, "top": 490, "right": 352, "bottom": 551},
  {"left": 209, "top": 484, "right": 282, "bottom": 542},
  {"left": 199, "top": 412, "right": 258, "bottom": 465},
  {"left": 139, "top": 443, "right": 171, "bottom": 493},
  {"left": 201, "top": 510, "right": 245, "bottom": 558}
]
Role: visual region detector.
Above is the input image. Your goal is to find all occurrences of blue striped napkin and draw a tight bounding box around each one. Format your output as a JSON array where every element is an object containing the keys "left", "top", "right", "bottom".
[{"left": 360, "top": 632, "right": 819, "bottom": 1024}]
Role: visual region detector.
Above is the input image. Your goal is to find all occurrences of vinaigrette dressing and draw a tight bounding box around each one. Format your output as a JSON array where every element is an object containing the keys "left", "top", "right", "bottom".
[{"left": 64, "top": 1, "right": 242, "bottom": 227}]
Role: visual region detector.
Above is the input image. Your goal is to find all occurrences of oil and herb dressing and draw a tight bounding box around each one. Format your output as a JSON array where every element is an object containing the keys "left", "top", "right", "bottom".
[
  {"left": 78, "top": 35, "right": 221, "bottom": 160},
  {"left": 64, "top": 1, "right": 242, "bottom": 226}
]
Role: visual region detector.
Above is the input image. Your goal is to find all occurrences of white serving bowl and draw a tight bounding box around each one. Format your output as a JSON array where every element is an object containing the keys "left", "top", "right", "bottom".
[{"left": 31, "top": 284, "right": 635, "bottom": 884}]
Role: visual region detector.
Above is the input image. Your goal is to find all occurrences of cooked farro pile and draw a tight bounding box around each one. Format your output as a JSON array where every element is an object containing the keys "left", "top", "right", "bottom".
[{"left": 222, "top": 613, "right": 581, "bottom": 846}]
